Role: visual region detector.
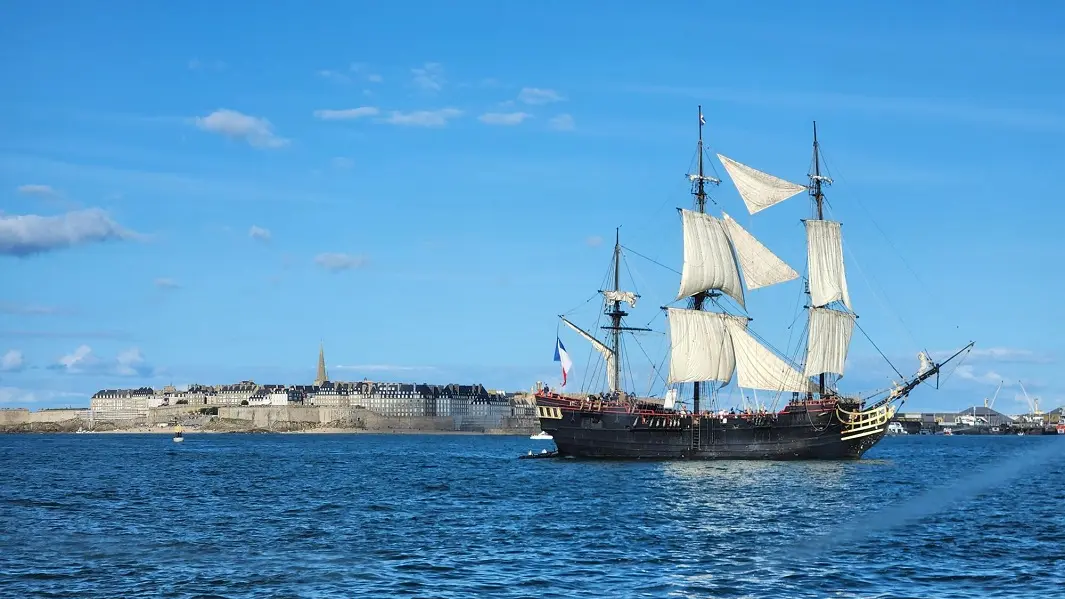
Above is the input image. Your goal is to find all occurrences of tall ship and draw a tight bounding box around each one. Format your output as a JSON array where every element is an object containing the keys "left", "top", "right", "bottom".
[{"left": 533, "top": 107, "right": 971, "bottom": 460}]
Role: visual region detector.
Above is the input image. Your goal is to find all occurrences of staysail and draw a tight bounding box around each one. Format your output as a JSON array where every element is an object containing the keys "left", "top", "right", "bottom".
[
  {"left": 717, "top": 154, "right": 807, "bottom": 215},
  {"left": 725, "top": 319, "right": 817, "bottom": 393},
  {"left": 720, "top": 212, "right": 799, "bottom": 291},
  {"left": 560, "top": 316, "right": 618, "bottom": 392}
]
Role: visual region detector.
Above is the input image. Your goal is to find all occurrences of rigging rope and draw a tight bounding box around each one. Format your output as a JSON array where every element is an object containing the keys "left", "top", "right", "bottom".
[
  {"left": 854, "top": 318, "right": 904, "bottom": 379},
  {"left": 621, "top": 245, "right": 681, "bottom": 275},
  {"left": 630, "top": 332, "right": 669, "bottom": 395},
  {"left": 816, "top": 147, "right": 937, "bottom": 349}
]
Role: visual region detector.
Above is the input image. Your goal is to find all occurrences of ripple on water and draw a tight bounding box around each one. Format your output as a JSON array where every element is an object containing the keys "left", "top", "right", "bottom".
[{"left": 0, "top": 434, "right": 1062, "bottom": 598}]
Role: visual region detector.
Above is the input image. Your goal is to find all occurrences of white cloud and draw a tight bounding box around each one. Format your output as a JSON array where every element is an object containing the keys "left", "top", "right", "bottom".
[
  {"left": 317, "top": 69, "right": 351, "bottom": 84},
  {"left": 349, "top": 63, "right": 383, "bottom": 83},
  {"left": 57, "top": 345, "right": 94, "bottom": 372},
  {"left": 518, "top": 87, "right": 565, "bottom": 105},
  {"left": 0, "top": 387, "right": 84, "bottom": 406},
  {"left": 549, "top": 114, "right": 575, "bottom": 131},
  {"left": 0, "top": 208, "right": 135, "bottom": 257},
  {"left": 586, "top": 235, "right": 603, "bottom": 247},
  {"left": 954, "top": 365, "right": 1004, "bottom": 385},
  {"left": 0, "top": 303, "right": 62, "bottom": 315},
  {"left": 188, "top": 59, "right": 226, "bottom": 71},
  {"left": 411, "top": 62, "right": 445, "bottom": 91},
  {"left": 115, "top": 347, "right": 149, "bottom": 376},
  {"left": 50, "top": 345, "right": 155, "bottom": 377},
  {"left": 334, "top": 364, "right": 438, "bottom": 372},
  {"left": 194, "top": 109, "right": 289, "bottom": 149},
  {"left": 478, "top": 112, "right": 532, "bottom": 126},
  {"left": 1, "top": 350, "right": 24, "bottom": 372},
  {"left": 970, "top": 347, "right": 1053, "bottom": 363},
  {"left": 17, "top": 184, "right": 60, "bottom": 199},
  {"left": 383, "top": 108, "right": 463, "bottom": 127},
  {"left": 313, "top": 107, "right": 380, "bottom": 120},
  {"left": 249, "top": 225, "right": 271, "bottom": 242},
  {"left": 330, "top": 157, "right": 354, "bottom": 170},
  {"left": 314, "top": 252, "right": 369, "bottom": 272},
  {"left": 154, "top": 278, "right": 181, "bottom": 290}
]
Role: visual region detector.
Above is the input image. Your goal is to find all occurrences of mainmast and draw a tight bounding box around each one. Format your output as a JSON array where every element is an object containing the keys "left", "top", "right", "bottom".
[
  {"left": 608, "top": 228, "right": 623, "bottom": 393},
  {"left": 810, "top": 122, "right": 827, "bottom": 396},
  {"left": 667, "top": 106, "right": 811, "bottom": 415},
  {"left": 811, "top": 122, "right": 826, "bottom": 220},
  {"left": 689, "top": 105, "right": 720, "bottom": 414}
]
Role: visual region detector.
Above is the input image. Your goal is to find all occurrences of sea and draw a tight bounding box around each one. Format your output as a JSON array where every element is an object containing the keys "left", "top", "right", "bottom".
[{"left": 1, "top": 433, "right": 1062, "bottom": 599}]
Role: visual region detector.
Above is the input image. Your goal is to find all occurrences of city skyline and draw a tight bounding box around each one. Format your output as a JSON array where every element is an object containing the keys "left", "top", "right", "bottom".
[{"left": 2, "top": 1, "right": 1063, "bottom": 412}]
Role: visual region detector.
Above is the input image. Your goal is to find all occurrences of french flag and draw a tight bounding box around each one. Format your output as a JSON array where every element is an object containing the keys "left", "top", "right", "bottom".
[{"left": 554, "top": 337, "right": 573, "bottom": 387}]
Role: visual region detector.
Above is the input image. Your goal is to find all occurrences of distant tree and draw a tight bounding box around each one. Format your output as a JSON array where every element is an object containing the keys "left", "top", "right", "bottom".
[{"left": 240, "top": 400, "right": 249, "bottom": 406}]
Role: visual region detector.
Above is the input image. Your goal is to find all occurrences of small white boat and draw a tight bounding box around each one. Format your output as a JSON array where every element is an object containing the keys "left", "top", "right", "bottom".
[
  {"left": 530, "top": 431, "right": 553, "bottom": 440},
  {"left": 173, "top": 425, "right": 184, "bottom": 443}
]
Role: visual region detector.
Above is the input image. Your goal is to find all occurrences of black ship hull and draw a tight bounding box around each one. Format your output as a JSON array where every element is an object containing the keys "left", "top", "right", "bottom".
[{"left": 534, "top": 393, "right": 889, "bottom": 460}]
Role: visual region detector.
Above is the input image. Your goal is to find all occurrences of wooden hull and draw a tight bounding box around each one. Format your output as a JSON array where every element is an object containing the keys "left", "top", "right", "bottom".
[{"left": 534, "top": 393, "right": 889, "bottom": 460}]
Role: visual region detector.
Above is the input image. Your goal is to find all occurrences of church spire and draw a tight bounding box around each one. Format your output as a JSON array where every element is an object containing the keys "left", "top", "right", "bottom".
[{"left": 315, "top": 343, "right": 328, "bottom": 385}]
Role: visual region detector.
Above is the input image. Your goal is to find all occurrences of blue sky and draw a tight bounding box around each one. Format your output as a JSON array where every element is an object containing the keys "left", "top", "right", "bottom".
[{"left": 1, "top": 1, "right": 1062, "bottom": 413}]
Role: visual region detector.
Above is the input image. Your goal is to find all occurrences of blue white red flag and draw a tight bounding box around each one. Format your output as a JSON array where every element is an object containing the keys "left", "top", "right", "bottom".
[
  {"left": 553, "top": 337, "right": 573, "bottom": 386},
  {"left": 699, "top": 112, "right": 706, "bottom": 126}
]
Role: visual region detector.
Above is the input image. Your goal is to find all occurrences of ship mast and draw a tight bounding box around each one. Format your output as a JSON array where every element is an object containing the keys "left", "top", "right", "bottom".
[
  {"left": 810, "top": 122, "right": 826, "bottom": 397},
  {"left": 608, "top": 228, "right": 623, "bottom": 393},
  {"left": 689, "top": 105, "right": 720, "bottom": 414}
]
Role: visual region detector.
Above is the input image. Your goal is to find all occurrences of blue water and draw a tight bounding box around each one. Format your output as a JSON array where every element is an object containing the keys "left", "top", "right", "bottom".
[{"left": 1, "top": 434, "right": 1062, "bottom": 598}]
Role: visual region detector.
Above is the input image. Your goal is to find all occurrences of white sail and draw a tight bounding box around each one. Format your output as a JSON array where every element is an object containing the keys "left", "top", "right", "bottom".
[
  {"left": 560, "top": 316, "right": 618, "bottom": 392},
  {"left": 805, "top": 219, "right": 852, "bottom": 310},
  {"left": 724, "top": 319, "right": 816, "bottom": 393},
  {"left": 721, "top": 212, "right": 799, "bottom": 291},
  {"left": 602, "top": 290, "right": 638, "bottom": 307},
  {"left": 677, "top": 209, "right": 744, "bottom": 307},
  {"left": 804, "top": 307, "right": 855, "bottom": 377},
  {"left": 717, "top": 154, "right": 807, "bottom": 214},
  {"left": 666, "top": 308, "right": 748, "bottom": 385}
]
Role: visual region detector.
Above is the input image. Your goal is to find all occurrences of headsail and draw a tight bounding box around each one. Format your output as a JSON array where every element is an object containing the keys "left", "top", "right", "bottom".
[
  {"left": 666, "top": 308, "right": 747, "bottom": 385},
  {"left": 560, "top": 316, "right": 618, "bottom": 393},
  {"left": 677, "top": 209, "right": 744, "bottom": 307},
  {"left": 721, "top": 212, "right": 799, "bottom": 291},
  {"left": 717, "top": 154, "right": 807, "bottom": 215}
]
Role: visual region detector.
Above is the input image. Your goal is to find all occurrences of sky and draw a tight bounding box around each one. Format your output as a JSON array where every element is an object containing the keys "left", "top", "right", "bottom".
[{"left": 1, "top": 1, "right": 1063, "bottom": 414}]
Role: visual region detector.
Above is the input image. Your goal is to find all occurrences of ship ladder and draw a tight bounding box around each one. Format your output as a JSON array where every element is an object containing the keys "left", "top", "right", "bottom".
[
  {"left": 838, "top": 404, "right": 895, "bottom": 442},
  {"left": 691, "top": 416, "right": 700, "bottom": 450}
]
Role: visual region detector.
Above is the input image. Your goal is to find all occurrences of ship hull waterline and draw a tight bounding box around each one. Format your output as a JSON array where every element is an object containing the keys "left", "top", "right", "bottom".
[{"left": 534, "top": 395, "right": 888, "bottom": 460}]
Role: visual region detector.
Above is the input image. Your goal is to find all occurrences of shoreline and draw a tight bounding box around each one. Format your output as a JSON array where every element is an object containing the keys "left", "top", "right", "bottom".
[{"left": 3, "top": 427, "right": 536, "bottom": 436}]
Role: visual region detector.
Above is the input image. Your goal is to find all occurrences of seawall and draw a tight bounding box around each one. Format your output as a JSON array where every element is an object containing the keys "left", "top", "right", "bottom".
[{"left": 0, "top": 405, "right": 538, "bottom": 435}]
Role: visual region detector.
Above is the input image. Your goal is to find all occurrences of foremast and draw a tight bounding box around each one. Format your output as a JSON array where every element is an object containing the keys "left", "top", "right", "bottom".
[{"left": 559, "top": 229, "right": 646, "bottom": 395}]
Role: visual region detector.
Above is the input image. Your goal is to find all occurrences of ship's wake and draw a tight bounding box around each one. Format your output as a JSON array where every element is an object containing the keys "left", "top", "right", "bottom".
[{"left": 785, "top": 439, "right": 1064, "bottom": 560}]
